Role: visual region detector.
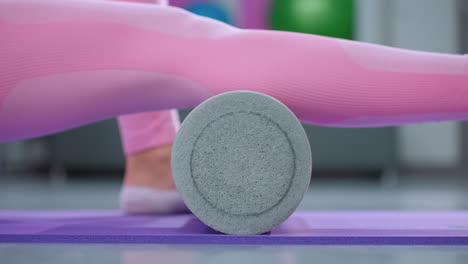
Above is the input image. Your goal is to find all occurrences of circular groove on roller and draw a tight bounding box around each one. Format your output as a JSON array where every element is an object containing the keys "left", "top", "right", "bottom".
[{"left": 172, "top": 91, "right": 312, "bottom": 235}]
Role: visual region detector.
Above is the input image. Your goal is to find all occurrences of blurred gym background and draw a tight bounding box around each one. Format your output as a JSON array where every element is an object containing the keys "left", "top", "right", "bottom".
[{"left": 0, "top": 0, "right": 467, "bottom": 211}]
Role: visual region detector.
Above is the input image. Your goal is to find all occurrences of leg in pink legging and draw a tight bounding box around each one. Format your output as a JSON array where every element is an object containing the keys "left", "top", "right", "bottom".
[
  {"left": 1, "top": 0, "right": 467, "bottom": 198},
  {"left": 1, "top": 0, "right": 467, "bottom": 141},
  {"left": 114, "top": 0, "right": 180, "bottom": 157},
  {"left": 118, "top": 109, "right": 186, "bottom": 214},
  {"left": 107, "top": 0, "right": 185, "bottom": 214}
]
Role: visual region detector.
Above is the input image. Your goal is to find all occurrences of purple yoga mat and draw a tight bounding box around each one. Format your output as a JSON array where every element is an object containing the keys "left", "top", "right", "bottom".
[{"left": 1, "top": 211, "right": 467, "bottom": 245}]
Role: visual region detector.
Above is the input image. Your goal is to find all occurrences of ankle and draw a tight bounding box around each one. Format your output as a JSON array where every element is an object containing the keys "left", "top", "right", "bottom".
[{"left": 123, "top": 145, "right": 176, "bottom": 190}]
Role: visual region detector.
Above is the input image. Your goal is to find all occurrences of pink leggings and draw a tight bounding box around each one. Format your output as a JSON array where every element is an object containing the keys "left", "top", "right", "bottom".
[
  {"left": 1, "top": 0, "right": 467, "bottom": 151},
  {"left": 116, "top": 0, "right": 180, "bottom": 155}
]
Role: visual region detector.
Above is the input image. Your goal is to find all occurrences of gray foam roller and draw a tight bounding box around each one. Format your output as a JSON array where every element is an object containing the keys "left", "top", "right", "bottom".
[{"left": 171, "top": 91, "right": 312, "bottom": 235}]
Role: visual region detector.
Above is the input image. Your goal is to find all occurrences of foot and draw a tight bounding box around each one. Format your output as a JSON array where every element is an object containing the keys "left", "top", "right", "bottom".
[{"left": 120, "top": 145, "right": 188, "bottom": 214}]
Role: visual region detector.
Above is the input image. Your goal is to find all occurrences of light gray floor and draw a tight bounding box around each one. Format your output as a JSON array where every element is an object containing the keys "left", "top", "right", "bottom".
[{"left": 0, "top": 173, "right": 467, "bottom": 264}]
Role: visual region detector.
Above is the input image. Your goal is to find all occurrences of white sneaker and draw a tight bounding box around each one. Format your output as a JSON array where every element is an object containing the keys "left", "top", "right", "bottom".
[{"left": 120, "top": 186, "right": 189, "bottom": 214}]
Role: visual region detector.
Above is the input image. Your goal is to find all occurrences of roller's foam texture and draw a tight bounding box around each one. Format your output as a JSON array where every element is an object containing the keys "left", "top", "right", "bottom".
[
  {"left": 1, "top": 0, "right": 468, "bottom": 142},
  {"left": 1, "top": 211, "right": 468, "bottom": 245},
  {"left": 171, "top": 91, "right": 312, "bottom": 235}
]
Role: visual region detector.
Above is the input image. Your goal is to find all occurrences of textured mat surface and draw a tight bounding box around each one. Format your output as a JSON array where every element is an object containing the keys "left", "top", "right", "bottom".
[{"left": 0, "top": 211, "right": 467, "bottom": 245}]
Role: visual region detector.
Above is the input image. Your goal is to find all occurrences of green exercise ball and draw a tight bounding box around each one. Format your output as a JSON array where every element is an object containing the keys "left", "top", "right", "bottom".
[{"left": 270, "top": 0, "right": 353, "bottom": 39}]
